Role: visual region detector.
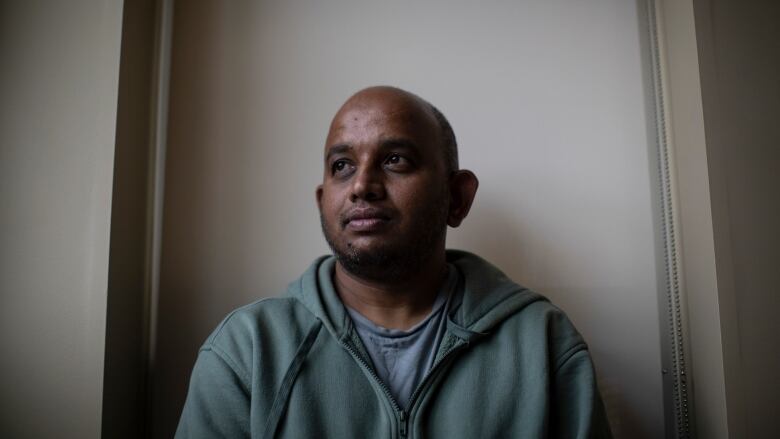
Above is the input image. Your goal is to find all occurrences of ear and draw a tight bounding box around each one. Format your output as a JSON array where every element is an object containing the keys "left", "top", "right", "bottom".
[
  {"left": 447, "top": 170, "right": 479, "bottom": 227},
  {"left": 316, "top": 185, "right": 324, "bottom": 212}
]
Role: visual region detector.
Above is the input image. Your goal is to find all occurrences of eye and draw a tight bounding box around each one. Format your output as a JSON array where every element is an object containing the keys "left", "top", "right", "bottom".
[
  {"left": 331, "top": 159, "right": 353, "bottom": 176},
  {"left": 384, "top": 153, "right": 411, "bottom": 170}
]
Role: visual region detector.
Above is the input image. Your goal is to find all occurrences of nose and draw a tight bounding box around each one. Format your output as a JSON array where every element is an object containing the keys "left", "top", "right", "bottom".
[{"left": 350, "top": 165, "right": 386, "bottom": 202}]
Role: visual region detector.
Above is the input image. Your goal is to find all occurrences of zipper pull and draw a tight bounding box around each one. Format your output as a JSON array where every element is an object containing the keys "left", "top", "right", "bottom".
[{"left": 399, "top": 411, "right": 408, "bottom": 437}]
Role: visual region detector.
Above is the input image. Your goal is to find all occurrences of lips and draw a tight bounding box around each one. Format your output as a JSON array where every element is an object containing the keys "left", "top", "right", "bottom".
[{"left": 342, "top": 207, "right": 393, "bottom": 232}]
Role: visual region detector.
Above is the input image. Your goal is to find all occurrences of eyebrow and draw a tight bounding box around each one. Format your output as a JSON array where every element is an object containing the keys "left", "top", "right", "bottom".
[{"left": 325, "top": 144, "right": 351, "bottom": 161}]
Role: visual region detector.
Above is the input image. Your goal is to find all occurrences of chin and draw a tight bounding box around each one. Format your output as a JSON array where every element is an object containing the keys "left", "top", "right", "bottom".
[
  {"left": 321, "top": 213, "right": 447, "bottom": 280},
  {"left": 338, "top": 237, "right": 443, "bottom": 282}
]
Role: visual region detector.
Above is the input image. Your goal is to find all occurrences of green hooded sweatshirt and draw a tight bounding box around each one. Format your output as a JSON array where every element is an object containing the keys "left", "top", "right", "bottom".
[{"left": 176, "top": 250, "right": 612, "bottom": 438}]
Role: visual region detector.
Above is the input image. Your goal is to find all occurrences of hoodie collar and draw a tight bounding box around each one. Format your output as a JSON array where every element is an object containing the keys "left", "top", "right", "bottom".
[{"left": 288, "top": 250, "right": 546, "bottom": 340}]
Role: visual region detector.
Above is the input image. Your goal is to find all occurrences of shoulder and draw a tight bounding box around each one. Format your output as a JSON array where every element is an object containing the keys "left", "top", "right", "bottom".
[
  {"left": 501, "top": 297, "right": 589, "bottom": 369},
  {"left": 201, "top": 297, "right": 317, "bottom": 375},
  {"left": 515, "top": 299, "right": 584, "bottom": 340},
  {"left": 209, "top": 297, "right": 311, "bottom": 337}
]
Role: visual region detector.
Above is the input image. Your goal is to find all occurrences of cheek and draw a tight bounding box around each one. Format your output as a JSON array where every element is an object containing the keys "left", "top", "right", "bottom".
[
  {"left": 319, "top": 189, "right": 344, "bottom": 222},
  {"left": 390, "top": 179, "right": 447, "bottom": 215}
]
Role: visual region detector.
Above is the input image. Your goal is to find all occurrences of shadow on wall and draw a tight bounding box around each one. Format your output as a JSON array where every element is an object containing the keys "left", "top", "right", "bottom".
[
  {"left": 596, "top": 350, "right": 643, "bottom": 439},
  {"left": 449, "top": 197, "right": 532, "bottom": 291}
]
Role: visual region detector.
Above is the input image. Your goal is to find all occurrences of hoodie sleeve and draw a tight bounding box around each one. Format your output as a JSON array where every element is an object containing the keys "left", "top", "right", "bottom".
[
  {"left": 175, "top": 345, "right": 251, "bottom": 439},
  {"left": 550, "top": 348, "right": 613, "bottom": 439}
]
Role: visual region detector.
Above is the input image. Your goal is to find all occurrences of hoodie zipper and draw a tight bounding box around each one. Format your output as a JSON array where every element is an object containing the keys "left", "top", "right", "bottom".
[
  {"left": 406, "top": 338, "right": 468, "bottom": 413},
  {"left": 340, "top": 340, "right": 407, "bottom": 436},
  {"left": 341, "top": 334, "right": 470, "bottom": 439}
]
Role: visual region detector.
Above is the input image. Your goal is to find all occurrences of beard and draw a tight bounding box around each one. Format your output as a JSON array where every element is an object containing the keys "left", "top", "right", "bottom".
[{"left": 320, "top": 196, "right": 449, "bottom": 283}]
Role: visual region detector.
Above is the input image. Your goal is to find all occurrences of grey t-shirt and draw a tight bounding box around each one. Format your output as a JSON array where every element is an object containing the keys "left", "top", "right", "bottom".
[{"left": 346, "top": 267, "right": 457, "bottom": 410}]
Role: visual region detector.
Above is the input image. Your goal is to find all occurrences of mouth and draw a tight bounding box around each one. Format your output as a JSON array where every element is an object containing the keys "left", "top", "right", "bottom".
[{"left": 342, "top": 208, "right": 393, "bottom": 232}]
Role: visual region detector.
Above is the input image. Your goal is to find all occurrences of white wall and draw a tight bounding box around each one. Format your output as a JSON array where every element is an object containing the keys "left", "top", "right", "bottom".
[
  {"left": 155, "top": 1, "right": 666, "bottom": 437},
  {"left": 0, "top": 1, "right": 124, "bottom": 438}
]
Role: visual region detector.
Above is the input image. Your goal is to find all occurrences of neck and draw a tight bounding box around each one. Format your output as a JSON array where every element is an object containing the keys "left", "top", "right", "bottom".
[{"left": 334, "top": 253, "right": 448, "bottom": 330}]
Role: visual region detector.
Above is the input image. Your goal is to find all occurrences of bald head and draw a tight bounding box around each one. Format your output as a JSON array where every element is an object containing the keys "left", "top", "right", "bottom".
[
  {"left": 317, "top": 86, "right": 478, "bottom": 283},
  {"left": 328, "top": 86, "right": 458, "bottom": 175}
]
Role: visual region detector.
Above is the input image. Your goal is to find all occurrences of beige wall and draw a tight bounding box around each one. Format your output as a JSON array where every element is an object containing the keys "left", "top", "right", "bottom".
[
  {"left": 154, "top": 1, "right": 667, "bottom": 437},
  {"left": 660, "top": 0, "right": 780, "bottom": 436},
  {"left": 658, "top": 0, "right": 728, "bottom": 436},
  {"left": 0, "top": 1, "right": 124, "bottom": 438},
  {"left": 102, "top": 1, "right": 159, "bottom": 437},
  {"left": 693, "top": 0, "right": 780, "bottom": 437}
]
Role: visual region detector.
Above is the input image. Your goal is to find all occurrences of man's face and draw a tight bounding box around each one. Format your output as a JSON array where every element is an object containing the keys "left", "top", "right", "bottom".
[{"left": 317, "top": 90, "right": 450, "bottom": 281}]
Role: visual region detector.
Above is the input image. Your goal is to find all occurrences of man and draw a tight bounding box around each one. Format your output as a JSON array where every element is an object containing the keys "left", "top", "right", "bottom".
[{"left": 176, "top": 86, "right": 612, "bottom": 438}]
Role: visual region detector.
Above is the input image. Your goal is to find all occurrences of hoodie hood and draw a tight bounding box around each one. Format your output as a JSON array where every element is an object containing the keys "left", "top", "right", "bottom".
[{"left": 287, "top": 249, "right": 547, "bottom": 340}]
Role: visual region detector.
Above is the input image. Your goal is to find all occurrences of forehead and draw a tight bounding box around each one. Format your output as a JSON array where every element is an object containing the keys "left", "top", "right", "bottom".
[{"left": 325, "top": 93, "right": 440, "bottom": 150}]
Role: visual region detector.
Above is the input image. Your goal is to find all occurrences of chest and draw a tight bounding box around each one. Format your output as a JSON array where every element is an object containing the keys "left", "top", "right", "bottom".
[{"left": 254, "top": 334, "right": 552, "bottom": 439}]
